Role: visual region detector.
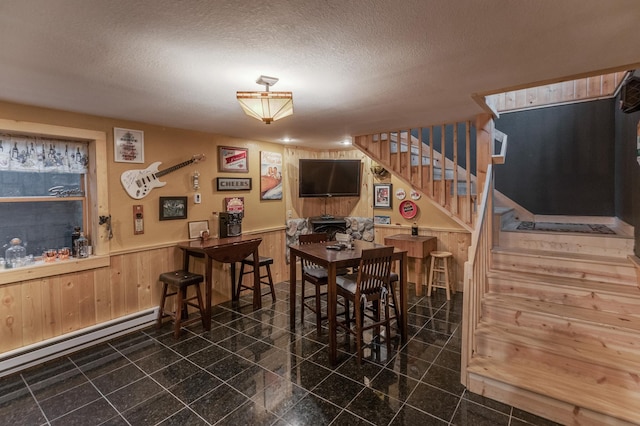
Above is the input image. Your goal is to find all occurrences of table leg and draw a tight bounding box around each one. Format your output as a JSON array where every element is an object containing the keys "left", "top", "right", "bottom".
[
  {"left": 400, "top": 252, "right": 408, "bottom": 342},
  {"left": 328, "top": 263, "right": 338, "bottom": 365},
  {"left": 205, "top": 256, "right": 213, "bottom": 331},
  {"left": 415, "top": 257, "right": 424, "bottom": 296},
  {"left": 289, "top": 252, "right": 297, "bottom": 331},
  {"left": 230, "top": 262, "right": 237, "bottom": 303}
]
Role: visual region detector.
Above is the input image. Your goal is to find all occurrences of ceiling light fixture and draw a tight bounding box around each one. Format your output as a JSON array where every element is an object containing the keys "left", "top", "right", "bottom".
[{"left": 236, "top": 75, "right": 293, "bottom": 124}]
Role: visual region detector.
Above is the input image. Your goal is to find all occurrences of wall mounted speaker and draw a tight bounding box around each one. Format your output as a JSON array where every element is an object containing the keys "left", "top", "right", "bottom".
[{"left": 620, "top": 76, "right": 640, "bottom": 114}]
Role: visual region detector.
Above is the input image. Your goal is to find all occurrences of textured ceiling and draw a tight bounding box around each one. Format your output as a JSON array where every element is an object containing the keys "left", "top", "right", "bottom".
[{"left": 0, "top": 0, "right": 639, "bottom": 149}]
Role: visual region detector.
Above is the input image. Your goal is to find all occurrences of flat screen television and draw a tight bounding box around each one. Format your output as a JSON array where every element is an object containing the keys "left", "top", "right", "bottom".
[{"left": 299, "top": 159, "right": 361, "bottom": 197}]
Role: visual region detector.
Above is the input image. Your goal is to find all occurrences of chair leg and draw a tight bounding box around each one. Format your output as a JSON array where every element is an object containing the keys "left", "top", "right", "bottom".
[
  {"left": 355, "top": 299, "right": 363, "bottom": 365},
  {"left": 300, "top": 279, "right": 306, "bottom": 325},
  {"left": 235, "top": 262, "right": 246, "bottom": 301},
  {"left": 384, "top": 301, "right": 391, "bottom": 358},
  {"left": 195, "top": 283, "right": 206, "bottom": 329},
  {"left": 265, "top": 263, "right": 276, "bottom": 303},
  {"left": 443, "top": 258, "right": 451, "bottom": 301},
  {"left": 315, "top": 283, "right": 322, "bottom": 335},
  {"left": 157, "top": 282, "right": 169, "bottom": 328},
  {"left": 174, "top": 286, "right": 185, "bottom": 339},
  {"left": 427, "top": 256, "right": 436, "bottom": 297}
]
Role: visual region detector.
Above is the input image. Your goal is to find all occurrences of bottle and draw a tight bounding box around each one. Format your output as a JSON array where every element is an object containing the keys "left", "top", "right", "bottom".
[
  {"left": 5, "top": 238, "right": 26, "bottom": 268},
  {"left": 74, "top": 232, "right": 89, "bottom": 258},
  {"left": 411, "top": 222, "right": 418, "bottom": 236},
  {"left": 71, "top": 226, "right": 81, "bottom": 257}
]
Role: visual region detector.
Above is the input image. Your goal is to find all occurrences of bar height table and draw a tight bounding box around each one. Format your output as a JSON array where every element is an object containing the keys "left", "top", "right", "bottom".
[{"left": 383, "top": 234, "right": 437, "bottom": 295}]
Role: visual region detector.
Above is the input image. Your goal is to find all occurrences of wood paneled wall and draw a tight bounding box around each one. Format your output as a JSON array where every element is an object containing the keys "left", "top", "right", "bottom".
[
  {"left": 284, "top": 146, "right": 373, "bottom": 219},
  {"left": 0, "top": 228, "right": 286, "bottom": 353},
  {"left": 490, "top": 72, "right": 627, "bottom": 112}
]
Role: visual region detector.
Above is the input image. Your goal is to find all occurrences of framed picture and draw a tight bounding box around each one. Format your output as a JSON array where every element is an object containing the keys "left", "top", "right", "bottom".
[
  {"left": 159, "top": 196, "right": 188, "bottom": 220},
  {"left": 373, "top": 183, "right": 392, "bottom": 209},
  {"left": 216, "top": 177, "right": 252, "bottom": 191},
  {"left": 260, "top": 151, "right": 283, "bottom": 200},
  {"left": 374, "top": 215, "right": 391, "bottom": 225},
  {"left": 188, "top": 220, "right": 209, "bottom": 239},
  {"left": 114, "top": 127, "right": 144, "bottom": 163},
  {"left": 218, "top": 146, "right": 248, "bottom": 173}
]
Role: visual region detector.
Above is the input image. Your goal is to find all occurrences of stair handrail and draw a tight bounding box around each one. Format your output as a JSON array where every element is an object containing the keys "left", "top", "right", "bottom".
[
  {"left": 493, "top": 129, "right": 508, "bottom": 165},
  {"left": 460, "top": 163, "right": 494, "bottom": 386}
]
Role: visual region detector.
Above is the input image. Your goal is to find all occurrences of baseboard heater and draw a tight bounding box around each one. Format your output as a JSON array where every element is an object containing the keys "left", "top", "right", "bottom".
[{"left": 0, "top": 307, "right": 158, "bottom": 378}]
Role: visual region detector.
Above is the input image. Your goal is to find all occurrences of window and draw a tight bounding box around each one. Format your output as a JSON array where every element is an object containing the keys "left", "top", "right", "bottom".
[
  {"left": 0, "top": 119, "right": 109, "bottom": 283},
  {"left": 0, "top": 136, "right": 89, "bottom": 257}
]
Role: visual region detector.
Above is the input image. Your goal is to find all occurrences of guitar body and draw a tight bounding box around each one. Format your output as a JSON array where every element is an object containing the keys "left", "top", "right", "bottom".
[
  {"left": 120, "top": 154, "right": 205, "bottom": 199},
  {"left": 121, "top": 161, "right": 166, "bottom": 199}
]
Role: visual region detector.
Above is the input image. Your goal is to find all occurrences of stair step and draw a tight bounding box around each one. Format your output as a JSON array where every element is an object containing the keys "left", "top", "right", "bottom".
[
  {"left": 475, "top": 323, "right": 640, "bottom": 387},
  {"left": 492, "top": 246, "right": 637, "bottom": 286},
  {"left": 487, "top": 270, "right": 640, "bottom": 314},
  {"left": 498, "top": 228, "right": 634, "bottom": 258},
  {"left": 482, "top": 294, "right": 640, "bottom": 353},
  {"left": 467, "top": 356, "right": 640, "bottom": 424}
]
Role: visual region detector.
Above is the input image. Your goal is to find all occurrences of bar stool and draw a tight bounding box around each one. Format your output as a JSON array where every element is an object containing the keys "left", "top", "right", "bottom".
[
  {"left": 157, "top": 270, "right": 206, "bottom": 338},
  {"left": 427, "top": 251, "right": 455, "bottom": 300},
  {"left": 236, "top": 255, "right": 276, "bottom": 303}
]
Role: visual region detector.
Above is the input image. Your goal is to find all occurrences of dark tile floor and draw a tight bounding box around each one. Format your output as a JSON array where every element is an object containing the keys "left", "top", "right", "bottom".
[{"left": 0, "top": 282, "right": 559, "bottom": 426}]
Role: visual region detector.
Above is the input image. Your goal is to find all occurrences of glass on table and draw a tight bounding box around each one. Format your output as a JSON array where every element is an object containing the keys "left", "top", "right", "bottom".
[
  {"left": 58, "top": 247, "right": 70, "bottom": 260},
  {"left": 43, "top": 249, "right": 58, "bottom": 262}
]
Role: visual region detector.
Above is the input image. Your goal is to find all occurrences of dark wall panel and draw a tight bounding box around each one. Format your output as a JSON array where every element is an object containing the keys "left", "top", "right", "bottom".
[
  {"left": 614, "top": 95, "right": 640, "bottom": 255},
  {"left": 495, "top": 99, "right": 615, "bottom": 216}
]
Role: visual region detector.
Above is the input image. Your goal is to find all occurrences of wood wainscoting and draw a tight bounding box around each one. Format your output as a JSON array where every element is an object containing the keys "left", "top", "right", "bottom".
[{"left": 0, "top": 227, "right": 286, "bottom": 354}]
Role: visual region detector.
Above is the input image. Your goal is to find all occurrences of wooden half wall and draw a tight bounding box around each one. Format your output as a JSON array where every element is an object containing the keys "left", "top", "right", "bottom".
[{"left": 0, "top": 228, "right": 286, "bottom": 353}]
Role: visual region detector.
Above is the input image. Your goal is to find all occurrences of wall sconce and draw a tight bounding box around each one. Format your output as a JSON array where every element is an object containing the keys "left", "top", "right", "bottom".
[{"left": 192, "top": 171, "right": 200, "bottom": 190}]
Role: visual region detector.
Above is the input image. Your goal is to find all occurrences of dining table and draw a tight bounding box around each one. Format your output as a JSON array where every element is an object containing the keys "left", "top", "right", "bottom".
[
  {"left": 177, "top": 235, "right": 263, "bottom": 330},
  {"left": 289, "top": 239, "right": 408, "bottom": 364}
]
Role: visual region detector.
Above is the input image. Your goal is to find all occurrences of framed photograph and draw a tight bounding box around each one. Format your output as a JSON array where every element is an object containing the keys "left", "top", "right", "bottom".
[
  {"left": 216, "top": 177, "right": 252, "bottom": 191},
  {"left": 218, "top": 146, "right": 248, "bottom": 173},
  {"left": 114, "top": 127, "right": 144, "bottom": 163},
  {"left": 260, "top": 151, "right": 283, "bottom": 200},
  {"left": 374, "top": 215, "right": 391, "bottom": 225},
  {"left": 188, "top": 220, "right": 209, "bottom": 239},
  {"left": 373, "top": 183, "right": 392, "bottom": 209},
  {"left": 159, "top": 196, "right": 188, "bottom": 220}
]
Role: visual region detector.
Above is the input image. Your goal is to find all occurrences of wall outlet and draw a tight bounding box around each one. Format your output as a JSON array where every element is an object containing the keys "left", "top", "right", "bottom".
[{"left": 194, "top": 193, "right": 201, "bottom": 204}]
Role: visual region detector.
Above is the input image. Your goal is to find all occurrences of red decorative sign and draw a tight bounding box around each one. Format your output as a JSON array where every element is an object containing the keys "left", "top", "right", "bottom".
[{"left": 399, "top": 200, "right": 418, "bottom": 219}]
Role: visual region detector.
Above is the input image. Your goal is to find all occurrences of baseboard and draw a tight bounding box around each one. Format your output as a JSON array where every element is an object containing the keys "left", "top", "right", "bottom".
[{"left": 0, "top": 308, "right": 158, "bottom": 378}]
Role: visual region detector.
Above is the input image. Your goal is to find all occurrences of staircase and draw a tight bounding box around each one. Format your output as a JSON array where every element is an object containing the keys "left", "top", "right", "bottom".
[
  {"left": 466, "top": 211, "right": 640, "bottom": 425},
  {"left": 353, "top": 114, "right": 640, "bottom": 424}
]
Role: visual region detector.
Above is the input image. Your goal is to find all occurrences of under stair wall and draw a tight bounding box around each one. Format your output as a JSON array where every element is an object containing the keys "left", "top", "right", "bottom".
[{"left": 354, "top": 121, "right": 480, "bottom": 230}]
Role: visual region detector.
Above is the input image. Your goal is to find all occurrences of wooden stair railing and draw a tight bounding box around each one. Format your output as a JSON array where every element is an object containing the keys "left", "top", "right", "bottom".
[
  {"left": 460, "top": 163, "right": 494, "bottom": 386},
  {"left": 354, "top": 121, "right": 507, "bottom": 230}
]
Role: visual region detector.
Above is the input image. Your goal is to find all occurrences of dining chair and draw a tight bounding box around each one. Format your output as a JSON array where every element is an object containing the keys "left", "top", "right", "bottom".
[
  {"left": 335, "top": 246, "right": 395, "bottom": 364},
  {"left": 299, "top": 232, "right": 348, "bottom": 335}
]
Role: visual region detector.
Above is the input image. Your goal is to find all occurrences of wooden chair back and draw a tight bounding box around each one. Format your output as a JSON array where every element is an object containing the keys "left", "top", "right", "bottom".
[
  {"left": 298, "top": 232, "right": 329, "bottom": 244},
  {"left": 298, "top": 233, "right": 330, "bottom": 278},
  {"left": 355, "top": 246, "right": 395, "bottom": 297}
]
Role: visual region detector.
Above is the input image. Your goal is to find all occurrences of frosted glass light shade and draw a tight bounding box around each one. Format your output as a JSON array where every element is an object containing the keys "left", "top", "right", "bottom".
[{"left": 236, "top": 91, "right": 294, "bottom": 124}]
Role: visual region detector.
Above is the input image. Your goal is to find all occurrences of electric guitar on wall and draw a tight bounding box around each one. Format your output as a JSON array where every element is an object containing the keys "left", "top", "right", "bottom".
[{"left": 121, "top": 154, "right": 206, "bottom": 199}]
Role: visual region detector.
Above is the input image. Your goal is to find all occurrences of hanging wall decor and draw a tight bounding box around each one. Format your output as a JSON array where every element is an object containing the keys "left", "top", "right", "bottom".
[
  {"left": 114, "top": 128, "right": 144, "bottom": 163},
  {"left": 260, "top": 151, "right": 283, "bottom": 200}
]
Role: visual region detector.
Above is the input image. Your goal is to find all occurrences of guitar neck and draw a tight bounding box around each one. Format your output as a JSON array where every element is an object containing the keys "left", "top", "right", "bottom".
[{"left": 156, "top": 159, "right": 194, "bottom": 177}]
